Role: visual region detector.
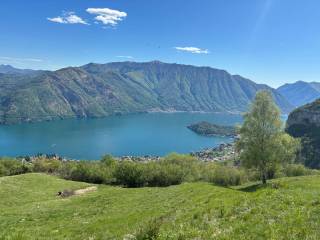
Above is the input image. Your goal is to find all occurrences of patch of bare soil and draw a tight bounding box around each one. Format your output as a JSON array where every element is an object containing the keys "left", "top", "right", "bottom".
[{"left": 57, "top": 186, "right": 97, "bottom": 198}]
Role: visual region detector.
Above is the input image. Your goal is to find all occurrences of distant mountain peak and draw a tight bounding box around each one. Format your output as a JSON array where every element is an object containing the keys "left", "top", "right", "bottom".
[
  {"left": 278, "top": 81, "right": 320, "bottom": 107},
  {"left": 0, "top": 64, "right": 37, "bottom": 75},
  {"left": 150, "top": 60, "right": 164, "bottom": 64},
  {"left": 0, "top": 64, "right": 15, "bottom": 70}
]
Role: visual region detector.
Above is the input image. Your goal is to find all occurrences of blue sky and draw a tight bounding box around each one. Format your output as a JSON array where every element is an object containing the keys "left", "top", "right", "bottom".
[{"left": 1, "top": 0, "right": 320, "bottom": 87}]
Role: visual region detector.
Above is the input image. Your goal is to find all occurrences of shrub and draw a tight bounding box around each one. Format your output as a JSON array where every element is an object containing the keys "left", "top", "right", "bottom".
[
  {"left": 101, "top": 154, "right": 117, "bottom": 167},
  {"left": 161, "top": 153, "right": 201, "bottom": 182},
  {"left": 204, "top": 164, "right": 247, "bottom": 186},
  {"left": 245, "top": 169, "right": 261, "bottom": 182},
  {"left": 0, "top": 164, "right": 5, "bottom": 177},
  {"left": 113, "top": 154, "right": 200, "bottom": 188},
  {"left": 282, "top": 164, "right": 316, "bottom": 177},
  {"left": 69, "top": 162, "right": 101, "bottom": 183},
  {"left": 6, "top": 154, "right": 319, "bottom": 189},
  {"left": 61, "top": 161, "right": 114, "bottom": 184},
  {"left": 145, "top": 162, "right": 184, "bottom": 187},
  {"left": 0, "top": 158, "right": 31, "bottom": 176},
  {"left": 114, "top": 161, "right": 146, "bottom": 187},
  {"left": 32, "top": 158, "right": 62, "bottom": 173}
]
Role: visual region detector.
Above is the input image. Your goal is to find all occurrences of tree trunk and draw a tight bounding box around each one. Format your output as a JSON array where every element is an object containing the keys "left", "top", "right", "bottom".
[{"left": 262, "top": 171, "right": 267, "bottom": 184}]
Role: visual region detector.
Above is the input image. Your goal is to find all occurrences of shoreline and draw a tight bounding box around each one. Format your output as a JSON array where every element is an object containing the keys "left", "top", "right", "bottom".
[
  {"left": 12, "top": 139, "right": 237, "bottom": 163},
  {"left": 147, "top": 109, "right": 242, "bottom": 115},
  {"left": 0, "top": 109, "right": 243, "bottom": 126}
]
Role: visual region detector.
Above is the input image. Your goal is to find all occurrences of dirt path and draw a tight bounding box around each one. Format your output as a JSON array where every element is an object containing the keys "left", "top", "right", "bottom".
[
  {"left": 74, "top": 186, "right": 97, "bottom": 195},
  {"left": 58, "top": 186, "right": 97, "bottom": 198}
]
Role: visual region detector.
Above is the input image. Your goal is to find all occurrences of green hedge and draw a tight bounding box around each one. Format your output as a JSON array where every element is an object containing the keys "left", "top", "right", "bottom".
[
  {"left": 1, "top": 155, "right": 319, "bottom": 188},
  {"left": 0, "top": 158, "right": 31, "bottom": 177}
]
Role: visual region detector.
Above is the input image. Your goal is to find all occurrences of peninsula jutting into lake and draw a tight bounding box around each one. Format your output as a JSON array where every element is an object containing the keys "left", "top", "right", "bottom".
[{"left": 187, "top": 121, "right": 236, "bottom": 137}]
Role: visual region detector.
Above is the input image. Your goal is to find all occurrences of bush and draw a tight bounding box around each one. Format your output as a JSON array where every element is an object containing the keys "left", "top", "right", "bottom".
[
  {"left": 0, "top": 155, "right": 248, "bottom": 187},
  {"left": 0, "top": 158, "right": 31, "bottom": 176},
  {"left": 203, "top": 164, "right": 247, "bottom": 186},
  {"left": 145, "top": 162, "right": 184, "bottom": 187},
  {"left": 162, "top": 153, "right": 201, "bottom": 182},
  {"left": 113, "top": 154, "right": 201, "bottom": 188},
  {"left": 101, "top": 154, "right": 117, "bottom": 167},
  {"left": 111, "top": 154, "right": 198, "bottom": 187},
  {"left": 114, "top": 161, "right": 146, "bottom": 187},
  {"left": 32, "top": 158, "right": 62, "bottom": 173},
  {"left": 69, "top": 162, "right": 103, "bottom": 183},
  {"left": 282, "top": 164, "right": 317, "bottom": 177},
  {"left": 60, "top": 161, "right": 115, "bottom": 184},
  {"left": 5, "top": 154, "right": 319, "bottom": 189}
]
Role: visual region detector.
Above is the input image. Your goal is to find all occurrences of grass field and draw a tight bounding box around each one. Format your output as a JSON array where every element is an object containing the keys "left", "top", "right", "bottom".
[{"left": 1, "top": 173, "right": 320, "bottom": 239}]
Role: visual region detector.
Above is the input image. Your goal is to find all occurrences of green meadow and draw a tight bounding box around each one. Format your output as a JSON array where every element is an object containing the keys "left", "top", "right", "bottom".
[{"left": 1, "top": 173, "right": 320, "bottom": 239}]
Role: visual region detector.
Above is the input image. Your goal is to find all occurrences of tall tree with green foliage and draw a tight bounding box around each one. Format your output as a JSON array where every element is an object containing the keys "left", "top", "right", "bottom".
[{"left": 236, "top": 91, "right": 300, "bottom": 184}]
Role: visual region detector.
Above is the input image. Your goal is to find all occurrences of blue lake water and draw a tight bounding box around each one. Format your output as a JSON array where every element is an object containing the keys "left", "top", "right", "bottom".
[{"left": 0, "top": 113, "right": 243, "bottom": 160}]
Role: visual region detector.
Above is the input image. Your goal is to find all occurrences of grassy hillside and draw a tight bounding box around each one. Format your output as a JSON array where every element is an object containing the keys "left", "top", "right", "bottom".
[{"left": 1, "top": 173, "right": 320, "bottom": 239}]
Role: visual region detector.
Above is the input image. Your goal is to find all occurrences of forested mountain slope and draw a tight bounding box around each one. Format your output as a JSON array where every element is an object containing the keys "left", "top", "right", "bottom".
[
  {"left": 0, "top": 61, "right": 293, "bottom": 124},
  {"left": 286, "top": 99, "right": 320, "bottom": 168}
]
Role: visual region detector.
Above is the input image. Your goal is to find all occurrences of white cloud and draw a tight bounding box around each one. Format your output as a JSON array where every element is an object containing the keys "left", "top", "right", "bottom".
[
  {"left": 86, "top": 8, "right": 127, "bottom": 26},
  {"left": 116, "top": 55, "right": 134, "bottom": 59},
  {"left": 65, "top": 14, "right": 88, "bottom": 24},
  {"left": 174, "top": 47, "right": 209, "bottom": 54},
  {"left": 47, "top": 16, "right": 65, "bottom": 24},
  {"left": 47, "top": 12, "right": 88, "bottom": 25}
]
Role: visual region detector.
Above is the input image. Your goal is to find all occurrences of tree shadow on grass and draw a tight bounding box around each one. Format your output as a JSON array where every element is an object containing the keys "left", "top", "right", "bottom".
[{"left": 236, "top": 183, "right": 269, "bottom": 192}]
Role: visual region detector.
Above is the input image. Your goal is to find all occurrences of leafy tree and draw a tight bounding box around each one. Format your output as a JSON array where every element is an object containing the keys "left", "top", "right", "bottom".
[
  {"left": 101, "top": 154, "right": 116, "bottom": 166},
  {"left": 236, "top": 91, "right": 300, "bottom": 184}
]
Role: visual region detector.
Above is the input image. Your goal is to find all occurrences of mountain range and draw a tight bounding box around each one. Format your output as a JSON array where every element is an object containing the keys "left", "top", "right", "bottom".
[
  {"left": 277, "top": 81, "right": 320, "bottom": 107},
  {"left": 0, "top": 61, "right": 294, "bottom": 124},
  {"left": 0, "top": 64, "right": 40, "bottom": 75}
]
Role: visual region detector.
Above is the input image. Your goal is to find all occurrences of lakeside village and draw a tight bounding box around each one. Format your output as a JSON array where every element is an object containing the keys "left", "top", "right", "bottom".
[{"left": 16, "top": 142, "right": 237, "bottom": 164}]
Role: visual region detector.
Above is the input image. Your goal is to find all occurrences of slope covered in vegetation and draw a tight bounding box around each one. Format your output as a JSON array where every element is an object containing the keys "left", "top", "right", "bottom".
[
  {"left": 286, "top": 99, "right": 320, "bottom": 168},
  {"left": 1, "top": 173, "right": 320, "bottom": 239},
  {"left": 0, "top": 61, "right": 293, "bottom": 124}
]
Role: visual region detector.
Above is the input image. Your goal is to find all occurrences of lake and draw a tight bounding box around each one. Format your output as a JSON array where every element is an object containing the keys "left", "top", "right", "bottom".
[{"left": 0, "top": 112, "right": 242, "bottom": 160}]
